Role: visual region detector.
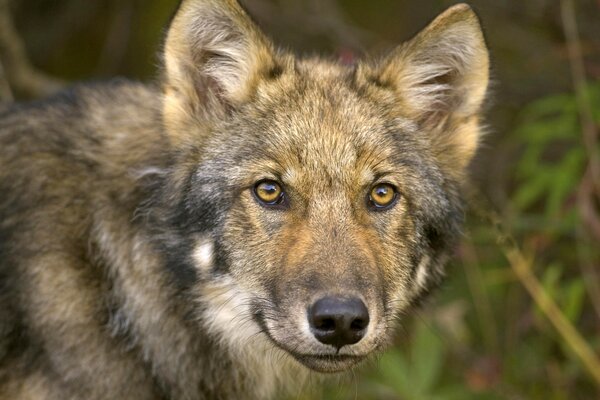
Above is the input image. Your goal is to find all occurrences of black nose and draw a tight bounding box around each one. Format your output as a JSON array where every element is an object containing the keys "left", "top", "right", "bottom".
[{"left": 308, "top": 296, "right": 370, "bottom": 349}]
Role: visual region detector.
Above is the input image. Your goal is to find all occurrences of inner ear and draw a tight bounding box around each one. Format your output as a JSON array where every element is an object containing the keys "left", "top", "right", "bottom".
[
  {"left": 363, "top": 4, "right": 490, "bottom": 176},
  {"left": 161, "top": 0, "right": 283, "bottom": 141},
  {"left": 416, "top": 67, "right": 462, "bottom": 129},
  {"left": 376, "top": 4, "right": 489, "bottom": 126}
]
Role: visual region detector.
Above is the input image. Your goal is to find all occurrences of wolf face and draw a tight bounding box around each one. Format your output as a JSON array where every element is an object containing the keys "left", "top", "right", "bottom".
[
  {"left": 158, "top": 0, "right": 489, "bottom": 374},
  {"left": 0, "top": 1, "right": 490, "bottom": 398}
]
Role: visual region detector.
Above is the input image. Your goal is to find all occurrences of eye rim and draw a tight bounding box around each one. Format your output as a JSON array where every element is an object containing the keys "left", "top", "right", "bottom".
[
  {"left": 367, "top": 182, "right": 399, "bottom": 211},
  {"left": 252, "top": 179, "right": 288, "bottom": 209}
]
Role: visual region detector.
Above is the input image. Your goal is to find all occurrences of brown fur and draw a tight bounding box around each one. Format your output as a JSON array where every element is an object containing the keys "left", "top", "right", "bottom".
[{"left": 0, "top": 1, "right": 489, "bottom": 399}]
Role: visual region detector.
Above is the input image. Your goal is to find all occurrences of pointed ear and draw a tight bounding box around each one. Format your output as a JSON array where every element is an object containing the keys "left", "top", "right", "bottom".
[
  {"left": 162, "top": 0, "right": 280, "bottom": 139},
  {"left": 370, "top": 4, "right": 489, "bottom": 174}
]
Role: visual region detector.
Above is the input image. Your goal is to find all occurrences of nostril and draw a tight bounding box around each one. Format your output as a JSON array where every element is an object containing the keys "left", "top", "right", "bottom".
[
  {"left": 308, "top": 296, "right": 370, "bottom": 349},
  {"left": 314, "top": 316, "right": 336, "bottom": 331},
  {"left": 350, "top": 317, "right": 368, "bottom": 331}
]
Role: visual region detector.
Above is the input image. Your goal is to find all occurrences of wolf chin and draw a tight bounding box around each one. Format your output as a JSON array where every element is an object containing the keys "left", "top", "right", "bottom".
[{"left": 0, "top": 0, "right": 489, "bottom": 399}]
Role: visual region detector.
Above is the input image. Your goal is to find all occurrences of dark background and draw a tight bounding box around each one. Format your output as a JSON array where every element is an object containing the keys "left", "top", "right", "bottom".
[{"left": 1, "top": 0, "right": 599, "bottom": 398}]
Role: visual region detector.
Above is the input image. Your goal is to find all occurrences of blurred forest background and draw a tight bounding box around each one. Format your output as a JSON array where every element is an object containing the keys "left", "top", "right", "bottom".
[{"left": 1, "top": 0, "right": 599, "bottom": 399}]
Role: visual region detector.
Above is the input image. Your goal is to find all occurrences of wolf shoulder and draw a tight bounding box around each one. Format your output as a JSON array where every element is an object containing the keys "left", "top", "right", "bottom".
[
  {"left": 0, "top": 79, "right": 164, "bottom": 165},
  {"left": 0, "top": 79, "right": 168, "bottom": 201},
  {"left": 0, "top": 79, "right": 172, "bottom": 400}
]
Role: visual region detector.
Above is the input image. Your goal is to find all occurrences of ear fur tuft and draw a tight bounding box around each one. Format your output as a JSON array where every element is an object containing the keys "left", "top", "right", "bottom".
[
  {"left": 373, "top": 4, "right": 490, "bottom": 174},
  {"left": 162, "top": 0, "right": 280, "bottom": 141}
]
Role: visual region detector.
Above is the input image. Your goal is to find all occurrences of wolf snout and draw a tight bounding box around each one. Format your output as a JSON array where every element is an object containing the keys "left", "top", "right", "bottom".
[{"left": 308, "top": 296, "right": 370, "bottom": 349}]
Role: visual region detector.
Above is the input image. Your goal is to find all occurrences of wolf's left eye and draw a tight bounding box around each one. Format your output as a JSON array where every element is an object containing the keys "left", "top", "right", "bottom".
[
  {"left": 253, "top": 180, "right": 286, "bottom": 208},
  {"left": 368, "top": 183, "right": 398, "bottom": 210}
]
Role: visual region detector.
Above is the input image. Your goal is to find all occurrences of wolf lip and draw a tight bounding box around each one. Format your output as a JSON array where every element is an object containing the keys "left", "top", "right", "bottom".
[{"left": 291, "top": 353, "right": 366, "bottom": 373}]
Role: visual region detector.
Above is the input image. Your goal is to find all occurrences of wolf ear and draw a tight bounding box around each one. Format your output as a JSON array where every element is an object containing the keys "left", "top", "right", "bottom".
[
  {"left": 162, "top": 0, "right": 279, "bottom": 137},
  {"left": 372, "top": 4, "right": 489, "bottom": 173}
]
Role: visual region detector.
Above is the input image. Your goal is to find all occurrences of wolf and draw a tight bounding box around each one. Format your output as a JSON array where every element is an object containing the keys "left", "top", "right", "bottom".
[{"left": 0, "top": 0, "right": 489, "bottom": 399}]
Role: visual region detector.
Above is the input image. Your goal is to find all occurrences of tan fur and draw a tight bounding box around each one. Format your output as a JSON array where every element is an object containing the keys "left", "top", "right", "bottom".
[
  {"left": 358, "top": 4, "right": 489, "bottom": 176},
  {"left": 0, "top": 2, "right": 489, "bottom": 399}
]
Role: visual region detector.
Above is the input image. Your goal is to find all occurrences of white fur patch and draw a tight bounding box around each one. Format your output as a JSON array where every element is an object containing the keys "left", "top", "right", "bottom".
[
  {"left": 130, "top": 166, "right": 168, "bottom": 179},
  {"left": 192, "top": 238, "right": 214, "bottom": 272},
  {"left": 200, "top": 276, "right": 310, "bottom": 399},
  {"left": 415, "top": 255, "right": 431, "bottom": 291}
]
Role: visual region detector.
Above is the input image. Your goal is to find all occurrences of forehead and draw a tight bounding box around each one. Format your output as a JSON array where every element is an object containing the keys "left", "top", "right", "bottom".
[{"left": 239, "top": 61, "right": 416, "bottom": 185}]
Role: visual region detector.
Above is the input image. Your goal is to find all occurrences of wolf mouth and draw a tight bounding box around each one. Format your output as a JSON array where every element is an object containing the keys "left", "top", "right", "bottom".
[
  {"left": 290, "top": 353, "right": 367, "bottom": 373},
  {"left": 252, "top": 310, "right": 370, "bottom": 372}
]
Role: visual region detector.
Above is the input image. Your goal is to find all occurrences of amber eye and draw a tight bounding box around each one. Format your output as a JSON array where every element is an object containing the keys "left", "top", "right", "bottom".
[
  {"left": 368, "top": 183, "right": 398, "bottom": 210},
  {"left": 253, "top": 180, "right": 285, "bottom": 207}
]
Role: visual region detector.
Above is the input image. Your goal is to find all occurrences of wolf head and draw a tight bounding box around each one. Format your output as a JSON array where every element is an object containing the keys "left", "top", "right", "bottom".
[{"left": 157, "top": 0, "right": 489, "bottom": 374}]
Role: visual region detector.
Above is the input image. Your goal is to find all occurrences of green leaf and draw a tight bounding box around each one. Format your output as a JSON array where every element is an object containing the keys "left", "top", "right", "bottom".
[
  {"left": 512, "top": 171, "right": 552, "bottom": 210},
  {"left": 519, "top": 93, "right": 577, "bottom": 120},
  {"left": 563, "top": 280, "right": 585, "bottom": 322},
  {"left": 515, "top": 113, "right": 578, "bottom": 144},
  {"left": 377, "top": 347, "right": 415, "bottom": 396},
  {"left": 541, "top": 263, "right": 562, "bottom": 300},
  {"left": 412, "top": 321, "right": 445, "bottom": 394},
  {"left": 544, "top": 148, "right": 584, "bottom": 218}
]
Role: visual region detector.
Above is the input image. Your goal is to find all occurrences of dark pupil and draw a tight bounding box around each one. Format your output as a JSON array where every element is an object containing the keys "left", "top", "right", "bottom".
[
  {"left": 375, "top": 186, "right": 389, "bottom": 198},
  {"left": 262, "top": 184, "right": 277, "bottom": 195}
]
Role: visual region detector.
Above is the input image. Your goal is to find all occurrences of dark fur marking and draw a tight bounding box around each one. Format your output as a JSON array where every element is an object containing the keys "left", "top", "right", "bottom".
[{"left": 265, "top": 64, "right": 284, "bottom": 80}]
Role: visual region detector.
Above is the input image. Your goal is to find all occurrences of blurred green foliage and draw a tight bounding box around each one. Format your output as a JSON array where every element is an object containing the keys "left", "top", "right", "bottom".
[{"left": 512, "top": 85, "right": 599, "bottom": 221}]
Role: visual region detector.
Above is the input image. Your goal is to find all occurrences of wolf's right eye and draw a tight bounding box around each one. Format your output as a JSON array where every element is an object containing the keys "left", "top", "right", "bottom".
[
  {"left": 368, "top": 183, "right": 398, "bottom": 210},
  {"left": 253, "top": 180, "right": 286, "bottom": 208}
]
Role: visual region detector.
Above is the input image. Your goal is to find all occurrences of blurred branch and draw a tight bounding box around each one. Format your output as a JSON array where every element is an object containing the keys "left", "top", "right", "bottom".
[
  {"left": 461, "top": 239, "right": 499, "bottom": 355},
  {"left": 577, "top": 168, "right": 600, "bottom": 319},
  {"left": 246, "top": 0, "right": 378, "bottom": 53},
  {"left": 95, "top": 0, "right": 135, "bottom": 76},
  {"left": 305, "top": 0, "right": 376, "bottom": 52},
  {"left": 0, "top": 0, "right": 63, "bottom": 99},
  {"left": 560, "top": 0, "right": 600, "bottom": 320},
  {"left": 471, "top": 197, "right": 600, "bottom": 388},
  {"left": 502, "top": 244, "right": 600, "bottom": 387},
  {"left": 560, "top": 0, "right": 600, "bottom": 204},
  {"left": 0, "top": 57, "right": 12, "bottom": 102}
]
